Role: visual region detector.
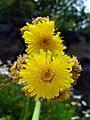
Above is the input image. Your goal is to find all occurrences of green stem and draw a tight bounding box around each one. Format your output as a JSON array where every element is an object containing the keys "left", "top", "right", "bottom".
[
  {"left": 23, "top": 98, "right": 30, "bottom": 120},
  {"left": 32, "top": 99, "right": 41, "bottom": 120}
]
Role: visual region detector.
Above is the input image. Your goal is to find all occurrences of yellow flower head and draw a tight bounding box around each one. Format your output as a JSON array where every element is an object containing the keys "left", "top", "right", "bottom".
[
  {"left": 70, "top": 56, "right": 82, "bottom": 84},
  {"left": 50, "top": 89, "right": 70, "bottom": 102},
  {"left": 22, "top": 17, "right": 66, "bottom": 54},
  {"left": 20, "top": 50, "right": 74, "bottom": 100},
  {"left": 10, "top": 54, "right": 28, "bottom": 81}
]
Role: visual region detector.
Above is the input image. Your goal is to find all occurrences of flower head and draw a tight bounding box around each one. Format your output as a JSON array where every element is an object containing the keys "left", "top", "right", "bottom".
[
  {"left": 11, "top": 17, "right": 82, "bottom": 102},
  {"left": 70, "top": 56, "right": 82, "bottom": 84},
  {"left": 22, "top": 17, "right": 66, "bottom": 54},
  {"left": 50, "top": 89, "right": 70, "bottom": 102},
  {"left": 10, "top": 54, "right": 28, "bottom": 81},
  {"left": 20, "top": 50, "right": 74, "bottom": 100}
]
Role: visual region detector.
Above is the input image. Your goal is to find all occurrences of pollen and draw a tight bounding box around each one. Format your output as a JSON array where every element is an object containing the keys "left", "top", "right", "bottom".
[
  {"left": 41, "top": 39, "right": 49, "bottom": 46},
  {"left": 41, "top": 69, "right": 54, "bottom": 82}
]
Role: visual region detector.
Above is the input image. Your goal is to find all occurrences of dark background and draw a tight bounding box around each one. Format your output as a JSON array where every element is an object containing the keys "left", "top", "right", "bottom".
[{"left": 0, "top": 0, "right": 90, "bottom": 108}]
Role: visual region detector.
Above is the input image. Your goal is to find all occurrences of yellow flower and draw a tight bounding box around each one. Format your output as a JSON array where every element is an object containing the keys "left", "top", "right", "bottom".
[
  {"left": 10, "top": 54, "right": 28, "bottom": 81},
  {"left": 70, "top": 56, "right": 82, "bottom": 84},
  {"left": 20, "top": 17, "right": 48, "bottom": 34},
  {"left": 20, "top": 50, "right": 74, "bottom": 100},
  {"left": 50, "top": 89, "right": 70, "bottom": 102},
  {"left": 22, "top": 18, "right": 66, "bottom": 54}
]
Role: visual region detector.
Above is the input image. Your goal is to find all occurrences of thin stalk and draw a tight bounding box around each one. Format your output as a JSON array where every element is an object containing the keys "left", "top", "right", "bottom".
[{"left": 32, "top": 99, "right": 41, "bottom": 120}]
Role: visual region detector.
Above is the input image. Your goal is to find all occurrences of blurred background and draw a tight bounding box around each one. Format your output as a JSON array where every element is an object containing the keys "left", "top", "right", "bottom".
[{"left": 0, "top": 0, "right": 90, "bottom": 120}]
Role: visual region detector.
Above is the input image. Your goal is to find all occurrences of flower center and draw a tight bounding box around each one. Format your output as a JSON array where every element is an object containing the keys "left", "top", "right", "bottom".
[
  {"left": 41, "top": 69, "right": 53, "bottom": 82},
  {"left": 41, "top": 39, "right": 49, "bottom": 46}
]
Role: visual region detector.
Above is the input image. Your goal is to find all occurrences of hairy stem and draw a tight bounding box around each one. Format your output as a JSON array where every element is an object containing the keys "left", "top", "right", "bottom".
[{"left": 32, "top": 99, "right": 41, "bottom": 120}]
